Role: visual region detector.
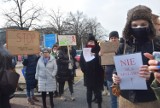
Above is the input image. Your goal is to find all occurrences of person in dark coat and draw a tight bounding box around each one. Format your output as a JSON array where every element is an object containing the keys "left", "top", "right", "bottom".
[
  {"left": 112, "top": 5, "right": 160, "bottom": 108},
  {"left": 23, "top": 54, "right": 39, "bottom": 105},
  {"left": 56, "top": 46, "right": 75, "bottom": 101},
  {"left": 80, "top": 34, "right": 104, "bottom": 108},
  {"left": 0, "top": 46, "right": 16, "bottom": 108}
]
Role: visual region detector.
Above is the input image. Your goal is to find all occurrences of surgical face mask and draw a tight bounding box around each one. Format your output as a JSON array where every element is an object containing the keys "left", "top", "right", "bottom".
[{"left": 131, "top": 27, "right": 150, "bottom": 42}]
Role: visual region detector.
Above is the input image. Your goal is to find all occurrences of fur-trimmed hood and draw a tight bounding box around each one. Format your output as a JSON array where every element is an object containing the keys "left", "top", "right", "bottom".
[{"left": 123, "top": 5, "right": 156, "bottom": 43}]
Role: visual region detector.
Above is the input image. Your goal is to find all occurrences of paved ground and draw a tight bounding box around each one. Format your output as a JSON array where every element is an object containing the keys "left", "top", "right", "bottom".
[
  {"left": 10, "top": 79, "right": 111, "bottom": 108},
  {"left": 10, "top": 62, "right": 111, "bottom": 108}
]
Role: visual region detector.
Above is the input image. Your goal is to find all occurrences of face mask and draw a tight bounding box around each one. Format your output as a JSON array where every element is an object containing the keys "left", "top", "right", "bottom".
[
  {"left": 86, "top": 45, "right": 95, "bottom": 48},
  {"left": 132, "top": 27, "right": 150, "bottom": 42}
]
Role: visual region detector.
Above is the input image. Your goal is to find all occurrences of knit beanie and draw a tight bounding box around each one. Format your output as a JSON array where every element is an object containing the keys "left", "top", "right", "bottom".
[
  {"left": 109, "top": 31, "right": 119, "bottom": 40},
  {"left": 87, "top": 33, "right": 97, "bottom": 42}
]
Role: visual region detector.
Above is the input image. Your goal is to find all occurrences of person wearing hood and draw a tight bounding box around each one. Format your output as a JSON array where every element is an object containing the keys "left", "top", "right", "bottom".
[
  {"left": 80, "top": 34, "right": 104, "bottom": 108},
  {"left": 112, "top": 5, "right": 160, "bottom": 108}
]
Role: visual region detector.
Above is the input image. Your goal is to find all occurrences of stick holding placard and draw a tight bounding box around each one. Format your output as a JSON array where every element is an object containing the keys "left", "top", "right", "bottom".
[{"left": 58, "top": 34, "right": 77, "bottom": 60}]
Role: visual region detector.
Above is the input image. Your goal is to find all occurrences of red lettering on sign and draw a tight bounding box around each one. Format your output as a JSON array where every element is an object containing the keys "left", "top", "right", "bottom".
[
  {"left": 72, "top": 36, "right": 76, "bottom": 42},
  {"left": 120, "top": 58, "right": 136, "bottom": 66}
]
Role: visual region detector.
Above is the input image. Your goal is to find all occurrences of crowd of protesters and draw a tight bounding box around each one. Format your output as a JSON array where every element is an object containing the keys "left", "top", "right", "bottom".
[{"left": 1, "top": 4, "right": 160, "bottom": 108}]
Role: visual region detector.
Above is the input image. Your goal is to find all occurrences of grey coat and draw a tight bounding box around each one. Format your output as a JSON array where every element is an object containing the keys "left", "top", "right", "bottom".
[{"left": 35, "top": 55, "right": 57, "bottom": 92}]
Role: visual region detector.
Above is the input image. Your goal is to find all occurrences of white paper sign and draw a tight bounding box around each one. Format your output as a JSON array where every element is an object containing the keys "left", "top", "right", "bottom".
[
  {"left": 114, "top": 53, "right": 147, "bottom": 90},
  {"left": 83, "top": 48, "right": 95, "bottom": 62}
]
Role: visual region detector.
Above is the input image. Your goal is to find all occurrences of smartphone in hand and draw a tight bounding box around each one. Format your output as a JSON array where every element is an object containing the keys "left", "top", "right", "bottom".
[{"left": 153, "top": 52, "right": 160, "bottom": 61}]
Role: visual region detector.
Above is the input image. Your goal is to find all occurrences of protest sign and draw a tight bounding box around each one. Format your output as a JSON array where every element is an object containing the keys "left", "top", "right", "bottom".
[
  {"left": 6, "top": 29, "right": 40, "bottom": 55},
  {"left": 101, "top": 53, "right": 115, "bottom": 65},
  {"left": 83, "top": 48, "right": 95, "bottom": 62},
  {"left": 114, "top": 53, "right": 147, "bottom": 90},
  {"left": 99, "top": 41, "right": 119, "bottom": 65},
  {"left": 100, "top": 41, "right": 119, "bottom": 53},
  {"left": 44, "top": 34, "right": 57, "bottom": 48},
  {"left": 58, "top": 35, "right": 76, "bottom": 46}
]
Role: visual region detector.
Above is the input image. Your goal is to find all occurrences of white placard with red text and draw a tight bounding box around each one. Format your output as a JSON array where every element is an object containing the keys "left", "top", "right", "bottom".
[{"left": 114, "top": 53, "right": 147, "bottom": 90}]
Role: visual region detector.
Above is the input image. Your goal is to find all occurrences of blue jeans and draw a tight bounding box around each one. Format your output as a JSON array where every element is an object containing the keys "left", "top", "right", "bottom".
[
  {"left": 107, "top": 80, "right": 118, "bottom": 108},
  {"left": 26, "top": 88, "right": 34, "bottom": 98}
]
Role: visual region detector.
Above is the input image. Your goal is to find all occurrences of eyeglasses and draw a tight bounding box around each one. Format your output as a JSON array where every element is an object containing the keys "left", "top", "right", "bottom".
[{"left": 43, "top": 52, "right": 49, "bottom": 53}]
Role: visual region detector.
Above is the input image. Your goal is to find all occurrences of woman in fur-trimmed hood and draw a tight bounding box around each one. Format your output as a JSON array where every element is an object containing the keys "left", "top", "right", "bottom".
[
  {"left": 123, "top": 5, "right": 156, "bottom": 44},
  {"left": 112, "top": 5, "right": 160, "bottom": 108}
]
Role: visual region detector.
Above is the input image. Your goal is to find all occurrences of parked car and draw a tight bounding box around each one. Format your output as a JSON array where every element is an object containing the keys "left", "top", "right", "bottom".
[{"left": 75, "top": 50, "right": 82, "bottom": 62}]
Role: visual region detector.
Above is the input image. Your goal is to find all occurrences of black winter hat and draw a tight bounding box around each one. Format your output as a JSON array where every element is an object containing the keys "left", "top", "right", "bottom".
[
  {"left": 109, "top": 31, "right": 119, "bottom": 39},
  {"left": 87, "top": 33, "right": 97, "bottom": 42}
]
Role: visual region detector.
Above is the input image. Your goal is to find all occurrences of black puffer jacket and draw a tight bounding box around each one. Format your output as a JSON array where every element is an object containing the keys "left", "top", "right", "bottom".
[
  {"left": 56, "top": 50, "right": 73, "bottom": 82},
  {"left": 116, "top": 40, "right": 160, "bottom": 103}
]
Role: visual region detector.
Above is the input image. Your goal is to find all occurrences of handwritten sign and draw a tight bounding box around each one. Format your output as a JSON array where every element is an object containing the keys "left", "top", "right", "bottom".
[
  {"left": 83, "top": 48, "right": 95, "bottom": 62},
  {"left": 99, "top": 41, "right": 119, "bottom": 65},
  {"left": 6, "top": 29, "right": 40, "bottom": 55},
  {"left": 58, "top": 35, "right": 76, "bottom": 46},
  {"left": 114, "top": 53, "right": 147, "bottom": 90},
  {"left": 100, "top": 41, "right": 119, "bottom": 53},
  {"left": 101, "top": 53, "right": 115, "bottom": 65},
  {"left": 44, "top": 34, "right": 57, "bottom": 48}
]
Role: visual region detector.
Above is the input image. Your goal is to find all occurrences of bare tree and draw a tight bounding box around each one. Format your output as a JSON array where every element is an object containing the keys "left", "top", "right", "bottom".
[
  {"left": 64, "top": 11, "right": 105, "bottom": 49},
  {"left": 63, "top": 11, "right": 89, "bottom": 49},
  {"left": 47, "top": 9, "right": 66, "bottom": 35},
  {"left": 3, "top": 0, "right": 42, "bottom": 30}
]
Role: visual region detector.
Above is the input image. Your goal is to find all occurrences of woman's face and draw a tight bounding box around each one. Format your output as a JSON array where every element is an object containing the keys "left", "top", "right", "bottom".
[
  {"left": 131, "top": 19, "right": 149, "bottom": 28},
  {"left": 87, "top": 40, "right": 95, "bottom": 45},
  {"left": 43, "top": 51, "right": 50, "bottom": 58},
  {"left": 52, "top": 47, "right": 58, "bottom": 52}
]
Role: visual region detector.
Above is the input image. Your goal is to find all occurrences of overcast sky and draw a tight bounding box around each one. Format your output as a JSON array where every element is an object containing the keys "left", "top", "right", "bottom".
[{"left": 0, "top": 0, "right": 160, "bottom": 37}]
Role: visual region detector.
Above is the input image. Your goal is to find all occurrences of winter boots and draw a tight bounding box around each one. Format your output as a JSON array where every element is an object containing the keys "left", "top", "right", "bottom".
[{"left": 27, "top": 98, "right": 34, "bottom": 105}]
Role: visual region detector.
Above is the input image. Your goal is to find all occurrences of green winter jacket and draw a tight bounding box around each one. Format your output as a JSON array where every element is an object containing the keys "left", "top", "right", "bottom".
[{"left": 151, "top": 79, "right": 160, "bottom": 100}]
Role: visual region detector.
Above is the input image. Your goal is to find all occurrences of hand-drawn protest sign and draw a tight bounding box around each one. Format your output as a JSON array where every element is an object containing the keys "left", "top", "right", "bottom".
[
  {"left": 99, "top": 41, "right": 119, "bottom": 65},
  {"left": 6, "top": 29, "right": 40, "bottom": 55},
  {"left": 58, "top": 35, "right": 76, "bottom": 46},
  {"left": 114, "top": 53, "right": 147, "bottom": 90},
  {"left": 44, "top": 34, "right": 57, "bottom": 48}
]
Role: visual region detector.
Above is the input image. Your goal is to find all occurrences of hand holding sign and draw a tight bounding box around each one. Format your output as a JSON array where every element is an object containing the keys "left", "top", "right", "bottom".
[{"left": 114, "top": 53, "right": 147, "bottom": 90}]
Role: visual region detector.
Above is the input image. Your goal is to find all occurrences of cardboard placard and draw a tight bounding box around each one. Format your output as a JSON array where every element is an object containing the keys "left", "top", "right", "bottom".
[
  {"left": 100, "top": 41, "right": 119, "bottom": 65},
  {"left": 101, "top": 53, "right": 115, "bottom": 65},
  {"left": 6, "top": 29, "right": 40, "bottom": 55},
  {"left": 100, "top": 41, "right": 119, "bottom": 53}
]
